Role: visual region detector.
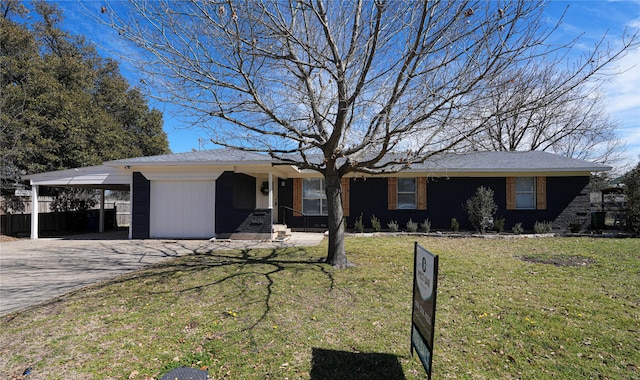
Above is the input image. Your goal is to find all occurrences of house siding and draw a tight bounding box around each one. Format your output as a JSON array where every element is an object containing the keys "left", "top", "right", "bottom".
[
  {"left": 546, "top": 176, "right": 591, "bottom": 230},
  {"left": 497, "top": 176, "right": 590, "bottom": 231},
  {"left": 423, "top": 177, "right": 505, "bottom": 230},
  {"left": 280, "top": 175, "right": 592, "bottom": 232},
  {"left": 215, "top": 171, "right": 257, "bottom": 235},
  {"left": 131, "top": 172, "right": 150, "bottom": 239}
]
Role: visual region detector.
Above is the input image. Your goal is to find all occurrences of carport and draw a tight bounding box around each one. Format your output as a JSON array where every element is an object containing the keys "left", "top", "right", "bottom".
[
  {"left": 22, "top": 149, "right": 311, "bottom": 241},
  {"left": 24, "top": 165, "right": 131, "bottom": 239}
]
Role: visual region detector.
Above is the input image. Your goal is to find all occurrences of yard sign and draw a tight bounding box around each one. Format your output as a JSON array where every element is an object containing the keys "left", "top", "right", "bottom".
[{"left": 411, "top": 242, "right": 439, "bottom": 378}]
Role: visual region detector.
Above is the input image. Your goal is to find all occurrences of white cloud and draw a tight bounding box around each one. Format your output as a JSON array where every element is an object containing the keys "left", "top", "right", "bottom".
[
  {"left": 595, "top": 8, "right": 640, "bottom": 166},
  {"left": 603, "top": 47, "right": 640, "bottom": 114}
]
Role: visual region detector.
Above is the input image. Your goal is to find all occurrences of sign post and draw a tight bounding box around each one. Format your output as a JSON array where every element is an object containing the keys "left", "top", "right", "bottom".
[{"left": 411, "top": 242, "right": 439, "bottom": 378}]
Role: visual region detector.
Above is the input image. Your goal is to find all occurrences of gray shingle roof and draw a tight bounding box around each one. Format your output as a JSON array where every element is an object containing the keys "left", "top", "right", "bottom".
[
  {"left": 284, "top": 150, "right": 610, "bottom": 172},
  {"left": 413, "top": 151, "right": 611, "bottom": 172},
  {"left": 106, "top": 148, "right": 610, "bottom": 173},
  {"left": 107, "top": 148, "right": 272, "bottom": 165}
]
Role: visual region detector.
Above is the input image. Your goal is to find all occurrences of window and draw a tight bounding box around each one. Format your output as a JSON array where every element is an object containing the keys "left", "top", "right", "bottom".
[
  {"left": 507, "top": 177, "right": 546, "bottom": 210},
  {"left": 302, "top": 178, "right": 327, "bottom": 215},
  {"left": 515, "top": 177, "right": 536, "bottom": 209},
  {"left": 388, "top": 177, "right": 427, "bottom": 210},
  {"left": 397, "top": 178, "right": 417, "bottom": 209},
  {"left": 293, "top": 177, "right": 350, "bottom": 216}
]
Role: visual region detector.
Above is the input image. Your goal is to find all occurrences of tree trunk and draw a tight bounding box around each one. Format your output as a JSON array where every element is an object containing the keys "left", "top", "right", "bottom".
[{"left": 324, "top": 172, "right": 352, "bottom": 268}]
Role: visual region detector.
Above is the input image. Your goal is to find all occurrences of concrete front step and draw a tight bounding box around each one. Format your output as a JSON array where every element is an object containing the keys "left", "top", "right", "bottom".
[{"left": 272, "top": 224, "right": 291, "bottom": 241}]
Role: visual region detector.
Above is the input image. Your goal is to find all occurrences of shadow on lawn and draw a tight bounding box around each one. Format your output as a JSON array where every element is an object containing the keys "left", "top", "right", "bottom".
[
  {"left": 157, "top": 244, "right": 337, "bottom": 330},
  {"left": 8, "top": 241, "right": 335, "bottom": 332},
  {"left": 310, "top": 348, "right": 406, "bottom": 380}
]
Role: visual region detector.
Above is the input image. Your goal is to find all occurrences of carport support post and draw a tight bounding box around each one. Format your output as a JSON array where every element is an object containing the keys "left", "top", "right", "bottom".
[
  {"left": 99, "top": 189, "right": 105, "bottom": 233},
  {"left": 30, "top": 184, "right": 39, "bottom": 240},
  {"left": 268, "top": 172, "right": 273, "bottom": 209}
]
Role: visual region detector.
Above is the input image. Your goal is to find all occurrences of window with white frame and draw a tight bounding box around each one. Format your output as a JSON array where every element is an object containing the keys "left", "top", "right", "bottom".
[
  {"left": 515, "top": 177, "right": 536, "bottom": 209},
  {"left": 302, "top": 178, "right": 327, "bottom": 215},
  {"left": 397, "top": 178, "right": 417, "bottom": 209}
]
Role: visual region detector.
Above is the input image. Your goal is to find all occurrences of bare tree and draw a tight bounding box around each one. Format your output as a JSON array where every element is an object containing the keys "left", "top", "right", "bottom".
[
  {"left": 101, "top": 0, "right": 637, "bottom": 268},
  {"left": 460, "top": 60, "right": 626, "bottom": 165}
]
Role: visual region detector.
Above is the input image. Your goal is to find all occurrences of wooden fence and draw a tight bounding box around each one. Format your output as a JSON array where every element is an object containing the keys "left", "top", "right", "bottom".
[
  {"left": 0, "top": 197, "right": 56, "bottom": 215},
  {"left": 0, "top": 198, "right": 129, "bottom": 215},
  {"left": 114, "top": 201, "right": 131, "bottom": 227},
  {"left": 1, "top": 209, "right": 118, "bottom": 237},
  {"left": 1, "top": 196, "right": 131, "bottom": 236}
]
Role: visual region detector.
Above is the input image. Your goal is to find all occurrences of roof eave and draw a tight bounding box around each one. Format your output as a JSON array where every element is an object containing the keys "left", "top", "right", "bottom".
[{"left": 105, "top": 160, "right": 275, "bottom": 168}]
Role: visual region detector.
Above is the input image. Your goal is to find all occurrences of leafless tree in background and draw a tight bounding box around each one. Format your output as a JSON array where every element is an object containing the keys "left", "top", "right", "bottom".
[
  {"left": 101, "top": 0, "right": 637, "bottom": 267},
  {"left": 459, "top": 61, "right": 625, "bottom": 166}
]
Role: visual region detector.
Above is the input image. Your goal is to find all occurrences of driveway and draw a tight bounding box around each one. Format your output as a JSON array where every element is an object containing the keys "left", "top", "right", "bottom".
[{"left": 0, "top": 231, "right": 325, "bottom": 315}]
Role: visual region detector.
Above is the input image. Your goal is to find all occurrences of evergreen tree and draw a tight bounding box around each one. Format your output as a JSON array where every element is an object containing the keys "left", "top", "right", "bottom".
[
  {"left": 623, "top": 160, "right": 640, "bottom": 235},
  {"left": 465, "top": 186, "right": 498, "bottom": 234},
  {"left": 0, "top": 1, "right": 169, "bottom": 211}
]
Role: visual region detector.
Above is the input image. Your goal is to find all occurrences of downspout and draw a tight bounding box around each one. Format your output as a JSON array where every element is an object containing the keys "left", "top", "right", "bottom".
[{"left": 30, "top": 183, "right": 39, "bottom": 240}]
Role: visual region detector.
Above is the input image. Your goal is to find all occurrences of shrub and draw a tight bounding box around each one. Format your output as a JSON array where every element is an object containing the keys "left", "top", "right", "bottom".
[
  {"left": 623, "top": 162, "right": 640, "bottom": 235},
  {"left": 354, "top": 213, "right": 364, "bottom": 233},
  {"left": 0, "top": 195, "right": 26, "bottom": 214},
  {"left": 512, "top": 222, "right": 524, "bottom": 235},
  {"left": 493, "top": 217, "right": 505, "bottom": 233},
  {"left": 450, "top": 218, "right": 459, "bottom": 232},
  {"left": 50, "top": 188, "right": 98, "bottom": 212},
  {"left": 569, "top": 221, "right": 583, "bottom": 233},
  {"left": 406, "top": 218, "right": 418, "bottom": 232},
  {"left": 465, "top": 186, "right": 498, "bottom": 234},
  {"left": 534, "top": 221, "right": 553, "bottom": 234},
  {"left": 420, "top": 218, "right": 431, "bottom": 233},
  {"left": 370, "top": 215, "right": 381, "bottom": 232},
  {"left": 387, "top": 220, "right": 399, "bottom": 232}
]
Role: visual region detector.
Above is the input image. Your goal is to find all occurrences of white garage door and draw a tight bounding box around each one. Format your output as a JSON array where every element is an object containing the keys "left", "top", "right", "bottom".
[{"left": 150, "top": 180, "right": 215, "bottom": 238}]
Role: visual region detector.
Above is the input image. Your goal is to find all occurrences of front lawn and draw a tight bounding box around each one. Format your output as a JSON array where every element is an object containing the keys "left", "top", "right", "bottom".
[{"left": 1, "top": 237, "right": 638, "bottom": 379}]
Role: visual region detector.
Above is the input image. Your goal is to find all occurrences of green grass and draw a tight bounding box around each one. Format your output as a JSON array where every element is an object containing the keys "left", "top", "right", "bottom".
[{"left": 1, "top": 237, "right": 639, "bottom": 379}]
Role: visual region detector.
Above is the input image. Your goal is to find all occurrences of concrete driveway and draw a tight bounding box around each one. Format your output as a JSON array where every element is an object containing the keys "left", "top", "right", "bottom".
[{"left": 0, "top": 230, "right": 324, "bottom": 315}]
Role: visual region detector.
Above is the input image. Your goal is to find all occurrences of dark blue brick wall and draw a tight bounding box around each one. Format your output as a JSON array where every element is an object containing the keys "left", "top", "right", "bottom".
[
  {"left": 131, "top": 172, "right": 150, "bottom": 239},
  {"left": 279, "top": 176, "right": 591, "bottom": 232},
  {"left": 215, "top": 172, "right": 256, "bottom": 234}
]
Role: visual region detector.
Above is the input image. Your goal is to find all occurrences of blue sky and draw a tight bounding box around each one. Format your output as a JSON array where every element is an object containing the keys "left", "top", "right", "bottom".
[{"left": 49, "top": 1, "right": 640, "bottom": 169}]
